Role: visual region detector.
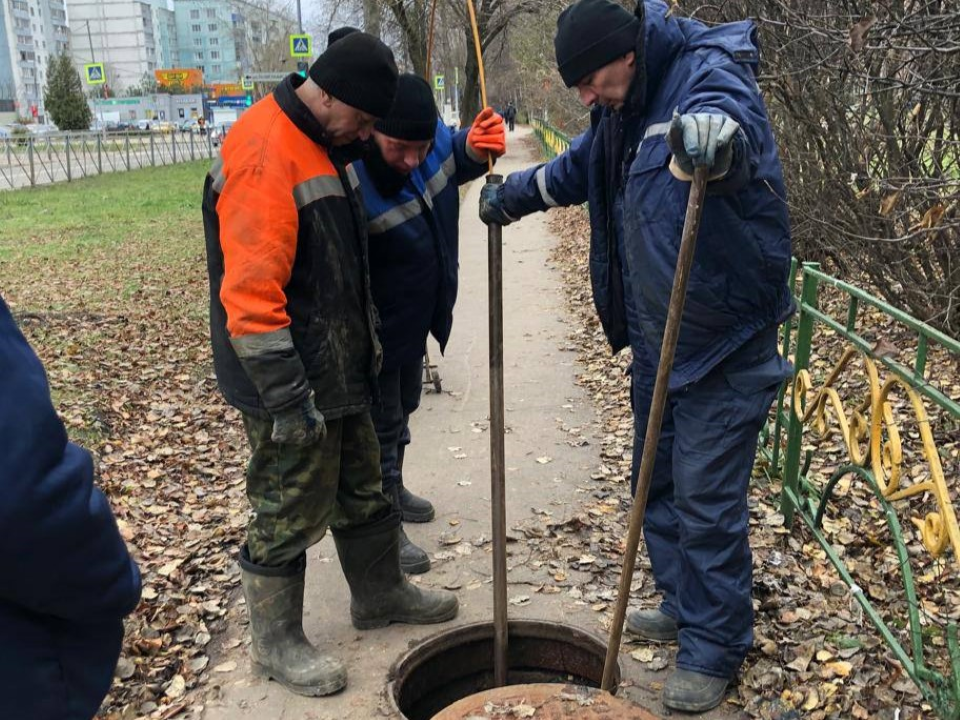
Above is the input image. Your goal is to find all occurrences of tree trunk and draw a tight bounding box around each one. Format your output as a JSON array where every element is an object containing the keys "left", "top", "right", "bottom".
[
  {"left": 362, "top": 0, "right": 382, "bottom": 38},
  {"left": 460, "top": 37, "right": 481, "bottom": 126}
]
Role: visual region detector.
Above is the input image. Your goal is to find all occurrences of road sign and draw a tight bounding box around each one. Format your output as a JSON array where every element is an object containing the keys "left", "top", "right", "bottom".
[
  {"left": 241, "top": 77, "right": 254, "bottom": 90},
  {"left": 245, "top": 72, "right": 287, "bottom": 82},
  {"left": 290, "top": 34, "right": 312, "bottom": 57},
  {"left": 434, "top": 74, "right": 445, "bottom": 90},
  {"left": 85, "top": 63, "right": 106, "bottom": 85}
]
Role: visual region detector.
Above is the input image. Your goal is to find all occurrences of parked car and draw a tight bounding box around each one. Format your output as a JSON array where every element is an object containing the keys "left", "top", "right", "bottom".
[
  {"left": 27, "top": 123, "right": 58, "bottom": 135},
  {"left": 151, "top": 121, "right": 177, "bottom": 134}
]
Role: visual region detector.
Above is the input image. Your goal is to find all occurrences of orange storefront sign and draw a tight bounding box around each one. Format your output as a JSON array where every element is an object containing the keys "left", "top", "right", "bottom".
[
  {"left": 210, "top": 83, "right": 244, "bottom": 98},
  {"left": 155, "top": 68, "right": 205, "bottom": 88}
]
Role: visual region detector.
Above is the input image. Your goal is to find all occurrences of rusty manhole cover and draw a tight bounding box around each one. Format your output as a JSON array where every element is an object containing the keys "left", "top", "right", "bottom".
[{"left": 431, "top": 682, "right": 661, "bottom": 719}]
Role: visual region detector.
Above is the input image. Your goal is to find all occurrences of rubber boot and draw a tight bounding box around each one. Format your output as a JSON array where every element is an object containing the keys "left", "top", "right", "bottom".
[
  {"left": 332, "top": 512, "right": 458, "bottom": 630},
  {"left": 625, "top": 607, "right": 678, "bottom": 642},
  {"left": 396, "top": 442, "right": 435, "bottom": 523},
  {"left": 663, "top": 669, "right": 730, "bottom": 713},
  {"left": 389, "top": 484, "right": 431, "bottom": 575},
  {"left": 239, "top": 546, "right": 347, "bottom": 696}
]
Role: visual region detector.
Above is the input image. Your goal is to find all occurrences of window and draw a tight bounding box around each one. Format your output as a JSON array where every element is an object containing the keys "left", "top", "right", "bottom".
[
  {"left": 195, "top": 51, "right": 204, "bottom": 60},
  {"left": 206, "top": 8, "right": 216, "bottom": 18},
  {"left": 209, "top": 37, "right": 218, "bottom": 46},
  {"left": 212, "top": 64, "right": 221, "bottom": 74},
  {"left": 210, "top": 50, "right": 219, "bottom": 59},
  {"left": 190, "top": 9, "right": 199, "bottom": 19},
  {"left": 208, "top": 23, "right": 217, "bottom": 31},
  {"left": 193, "top": 38, "right": 202, "bottom": 46},
  {"left": 197, "top": 65, "right": 205, "bottom": 73},
  {"left": 191, "top": 23, "right": 201, "bottom": 32}
]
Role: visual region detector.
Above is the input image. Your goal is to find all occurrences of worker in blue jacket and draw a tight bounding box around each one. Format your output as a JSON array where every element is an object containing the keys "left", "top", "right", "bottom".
[
  {"left": 0, "top": 294, "right": 142, "bottom": 719},
  {"left": 354, "top": 73, "right": 505, "bottom": 573},
  {"left": 479, "top": 0, "right": 793, "bottom": 712}
]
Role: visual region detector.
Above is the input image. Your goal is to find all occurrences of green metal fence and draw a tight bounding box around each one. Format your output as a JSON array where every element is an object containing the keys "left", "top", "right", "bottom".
[
  {"left": 531, "top": 117, "right": 960, "bottom": 717},
  {"left": 531, "top": 117, "right": 570, "bottom": 159},
  {"left": 761, "top": 262, "right": 960, "bottom": 718}
]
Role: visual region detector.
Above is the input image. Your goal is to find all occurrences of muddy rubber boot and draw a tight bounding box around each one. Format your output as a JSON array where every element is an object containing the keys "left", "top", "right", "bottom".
[
  {"left": 663, "top": 669, "right": 729, "bottom": 713},
  {"left": 625, "top": 607, "right": 678, "bottom": 642},
  {"left": 388, "top": 484, "right": 430, "bottom": 574},
  {"left": 239, "top": 546, "right": 347, "bottom": 697},
  {"left": 333, "top": 512, "right": 458, "bottom": 630}
]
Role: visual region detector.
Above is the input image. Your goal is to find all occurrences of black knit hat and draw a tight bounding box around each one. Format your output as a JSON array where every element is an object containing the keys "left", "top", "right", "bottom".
[
  {"left": 327, "top": 26, "right": 360, "bottom": 47},
  {"left": 554, "top": 0, "right": 642, "bottom": 88},
  {"left": 375, "top": 74, "right": 438, "bottom": 141},
  {"left": 309, "top": 32, "right": 398, "bottom": 118}
]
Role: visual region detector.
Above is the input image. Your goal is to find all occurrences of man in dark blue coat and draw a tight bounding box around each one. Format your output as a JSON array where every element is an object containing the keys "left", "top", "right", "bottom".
[
  {"left": 0, "top": 294, "right": 142, "bottom": 719},
  {"left": 480, "top": 0, "right": 793, "bottom": 711},
  {"left": 354, "top": 73, "right": 505, "bottom": 573}
]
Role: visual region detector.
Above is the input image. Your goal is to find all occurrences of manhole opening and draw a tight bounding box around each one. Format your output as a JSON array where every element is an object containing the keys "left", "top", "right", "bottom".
[{"left": 387, "top": 620, "right": 621, "bottom": 720}]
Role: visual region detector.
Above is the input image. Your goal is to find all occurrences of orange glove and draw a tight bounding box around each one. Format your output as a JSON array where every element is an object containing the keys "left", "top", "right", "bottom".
[{"left": 467, "top": 107, "right": 506, "bottom": 160}]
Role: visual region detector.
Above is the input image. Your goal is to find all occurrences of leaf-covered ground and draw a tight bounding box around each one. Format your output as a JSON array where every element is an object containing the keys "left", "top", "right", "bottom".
[
  {"left": 545, "top": 204, "right": 960, "bottom": 720},
  {"left": 0, "top": 162, "right": 248, "bottom": 719},
  {"left": 2, "top": 158, "right": 957, "bottom": 720}
]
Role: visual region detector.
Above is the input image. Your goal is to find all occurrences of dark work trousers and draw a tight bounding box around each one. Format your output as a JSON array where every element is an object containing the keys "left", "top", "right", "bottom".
[
  {"left": 372, "top": 358, "right": 424, "bottom": 495},
  {"left": 630, "top": 328, "right": 791, "bottom": 679}
]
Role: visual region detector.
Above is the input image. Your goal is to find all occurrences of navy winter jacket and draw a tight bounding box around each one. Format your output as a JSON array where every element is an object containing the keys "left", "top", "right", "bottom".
[
  {"left": 354, "top": 119, "right": 488, "bottom": 370},
  {"left": 504, "top": 1, "right": 794, "bottom": 388},
  {"left": 0, "top": 296, "right": 141, "bottom": 720}
]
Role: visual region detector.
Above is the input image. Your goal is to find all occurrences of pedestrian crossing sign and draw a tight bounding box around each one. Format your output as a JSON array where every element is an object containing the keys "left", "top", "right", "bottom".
[
  {"left": 434, "top": 75, "right": 445, "bottom": 91},
  {"left": 290, "top": 34, "right": 312, "bottom": 58},
  {"left": 85, "top": 63, "right": 106, "bottom": 85}
]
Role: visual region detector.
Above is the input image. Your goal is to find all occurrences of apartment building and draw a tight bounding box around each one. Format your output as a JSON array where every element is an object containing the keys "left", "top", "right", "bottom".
[{"left": 0, "top": 0, "right": 70, "bottom": 122}]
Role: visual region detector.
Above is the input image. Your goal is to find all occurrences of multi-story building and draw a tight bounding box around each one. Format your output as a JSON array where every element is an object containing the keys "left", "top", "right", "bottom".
[
  {"left": 66, "top": 0, "right": 179, "bottom": 92},
  {"left": 174, "top": 0, "right": 296, "bottom": 85},
  {"left": 0, "top": 0, "right": 70, "bottom": 123}
]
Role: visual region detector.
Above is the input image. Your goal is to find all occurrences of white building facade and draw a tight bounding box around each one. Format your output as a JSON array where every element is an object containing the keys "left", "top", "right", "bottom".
[
  {"left": 66, "top": 0, "right": 179, "bottom": 92},
  {"left": 0, "top": 0, "right": 70, "bottom": 123}
]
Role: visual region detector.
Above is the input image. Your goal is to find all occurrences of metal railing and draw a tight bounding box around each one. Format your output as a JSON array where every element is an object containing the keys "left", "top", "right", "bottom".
[
  {"left": 760, "top": 262, "right": 960, "bottom": 719},
  {"left": 531, "top": 117, "right": 570, "bottom": 159},
  {"left": 0, "top": 130, "right": 218, "bottom": 190}
]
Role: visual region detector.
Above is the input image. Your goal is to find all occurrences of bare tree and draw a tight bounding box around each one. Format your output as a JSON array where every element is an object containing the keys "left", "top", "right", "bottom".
[{"left": 443, "top": 0, "right": 539, "bottom": 124}]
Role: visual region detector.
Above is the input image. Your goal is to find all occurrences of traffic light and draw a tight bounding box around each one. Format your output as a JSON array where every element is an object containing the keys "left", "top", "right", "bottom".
[
  {"left": 245, "top": 93, "right": 253, "bottom": 107},
  {"left": 297, "top": 61, "right": 309, "bottom": 78}
]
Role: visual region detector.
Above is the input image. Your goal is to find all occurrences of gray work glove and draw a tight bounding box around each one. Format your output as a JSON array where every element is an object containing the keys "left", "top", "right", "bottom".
[
  {"left": 666, "top": 111, "right": 741, "bottom": 180},
  {"left": 271, "top": 390, "right": 326, "bottom": 447},
  {"left": 479, "top": 182, "right": 517, "bottom": 226}
]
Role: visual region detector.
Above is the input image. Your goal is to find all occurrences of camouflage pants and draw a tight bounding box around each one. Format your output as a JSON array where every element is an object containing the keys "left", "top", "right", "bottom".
[{"left": 242, "top": 410, "right": 392, "bottom": 568}]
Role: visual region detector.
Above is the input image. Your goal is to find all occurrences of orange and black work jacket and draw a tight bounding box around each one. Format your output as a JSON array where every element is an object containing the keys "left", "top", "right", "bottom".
[{"left": 202, "top": 75, "right": 381, "bottom": 421}]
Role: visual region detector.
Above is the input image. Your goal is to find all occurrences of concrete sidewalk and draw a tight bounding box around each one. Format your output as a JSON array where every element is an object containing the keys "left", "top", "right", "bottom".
[{"left": 201, "top": 126, "right": 743, "bottom": 720}]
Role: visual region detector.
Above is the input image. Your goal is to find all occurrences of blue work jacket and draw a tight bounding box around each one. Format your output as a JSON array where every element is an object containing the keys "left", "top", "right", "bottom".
[
  {"left": 504, "top": 1, "right": 794, "bottom": 388},
  {"left": 354, "top": 120, "right": 488, "bottom": 371},
  {"left": 0, "top": 296, "right": 142, "bottom": 720}
]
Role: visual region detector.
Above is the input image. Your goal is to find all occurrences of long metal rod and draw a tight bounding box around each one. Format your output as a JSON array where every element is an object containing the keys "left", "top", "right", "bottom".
[
  {"left": 487, "top": 174, "right": 508, "bottom": 688},
  {"left": 465, "top": 0, "right": 507, "bottom": 687},
  {"left": 601, "top": 167, "right": 709, "bottom": 691}
]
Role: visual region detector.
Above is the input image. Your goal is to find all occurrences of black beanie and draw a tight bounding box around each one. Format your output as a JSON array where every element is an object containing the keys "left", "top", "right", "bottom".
[
  {"left": 309, "top": 33, "right": 398, "bottom": 118},
  {"left": 327, "top": 26, "right": 360, "bottom": 47},
  {"left": 554, "top": 0, "right": 641, "bottom": 88},
  {"left": 375, "top": 74, "right": 438, "bottom": 141}
]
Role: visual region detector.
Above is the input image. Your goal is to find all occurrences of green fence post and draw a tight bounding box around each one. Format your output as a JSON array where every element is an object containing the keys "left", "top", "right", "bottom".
[{"left": 781, "top": 262, "right": 820, "bottom": 526}]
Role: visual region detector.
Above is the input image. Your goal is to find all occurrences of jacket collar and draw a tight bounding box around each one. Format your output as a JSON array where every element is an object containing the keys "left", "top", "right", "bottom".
[
  {"left": 622, "top": 0, "right": 685, "bottom": 117},
  {"left": 273, "top": 74, "right": 332, "bottom": 148}
]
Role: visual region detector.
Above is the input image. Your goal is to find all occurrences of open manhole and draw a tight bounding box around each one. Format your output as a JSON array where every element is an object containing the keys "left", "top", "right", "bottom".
[{"left": 386, "top": 620, "right": 656, "bottom": 720}]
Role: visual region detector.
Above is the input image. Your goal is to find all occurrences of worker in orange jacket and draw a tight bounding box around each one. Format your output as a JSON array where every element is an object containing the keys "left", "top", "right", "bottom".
[{"left": 202, "top": 33, "right": 458, "bottom": 698}]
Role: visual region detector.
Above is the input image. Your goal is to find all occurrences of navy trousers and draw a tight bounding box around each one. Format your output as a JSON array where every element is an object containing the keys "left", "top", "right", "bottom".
[
  {"left": 630, "top": 330, "right": 790, "bottom": 679},
  {"left": 372, "top": 358, "right": 424, "bottom": 494}
]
